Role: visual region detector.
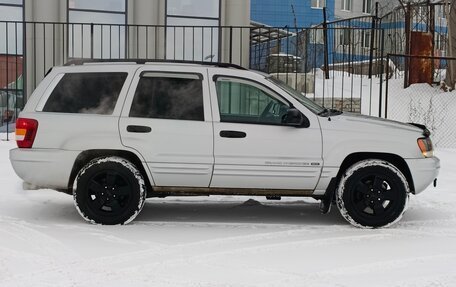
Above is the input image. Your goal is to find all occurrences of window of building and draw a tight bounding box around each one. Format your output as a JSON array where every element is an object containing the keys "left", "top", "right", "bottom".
[
  {"left": 310, "top": 27, "right": 324, "bottom": 44},
  {"left": 339, "top": 29, "right": 351, "bottom": 46},
  {"left": 0, "top": 0, "right": 24, "bottom": 124},
  {"left": 129, "top": 73, "right": 204, "bottom": 121},
  {"left": 43, "top": 73, "right": 127, "bottom": 114},
  {"left": 439, "top": 6, "right": 447, "bottom": 19},
  {"left": 216, "top": 79, "right": 289, "bottom": 125},
  {"left": 68, "top": 0, "right": 127, "bottom": 59},
  {"left": 341, "top": 0, "right": 352, "bottom": 11},
  {"left": 166, "top": 0, "right": 220, "bottom": 62},
  {"left": 363, "top": 0, "right": 372, "bottom": 14},
  {"left": 436, "top": 34, "right": 447, "bottom": 51},
  {"left": 311, "top": 0, "right": 326, "bottom": 9},
  {"left": 362, "top": 31, "right": 371, "bottom": 48}
]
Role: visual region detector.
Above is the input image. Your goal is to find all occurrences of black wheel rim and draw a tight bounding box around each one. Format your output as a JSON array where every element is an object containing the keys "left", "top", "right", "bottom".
[
  {"left": 85, "top": 170, "right": 132, "bottom": 215},
  {"left": 350, "top": 174, "right": 400, "bottom": 218}
]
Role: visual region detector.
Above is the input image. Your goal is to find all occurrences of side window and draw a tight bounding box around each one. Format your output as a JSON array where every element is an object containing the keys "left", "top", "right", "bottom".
[
  {"left": 43, "top": 73, "right": 127, "bottom": 114},
  {"left": 216, "top": 79, "right": 289, "bottom": 125},
  {"left": 129, "top": 73, "right": 204, "bottom": 121}
]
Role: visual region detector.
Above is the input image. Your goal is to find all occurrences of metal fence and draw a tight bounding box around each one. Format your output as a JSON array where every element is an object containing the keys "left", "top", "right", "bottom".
[
  {"left": 386, "top": 54, "right": 456, "bottom": 148},
  {"left": 1, "top": 20, "right": 388, "bottom": 136}
]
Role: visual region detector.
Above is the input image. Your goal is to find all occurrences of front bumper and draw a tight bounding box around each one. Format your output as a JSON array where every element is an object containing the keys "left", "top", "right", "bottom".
[
  {"left": 405, "top": 156, "right": 440, "bottom": 194},
  {"left": 10, "top": 148, "right": 79, "bottom": 190}
]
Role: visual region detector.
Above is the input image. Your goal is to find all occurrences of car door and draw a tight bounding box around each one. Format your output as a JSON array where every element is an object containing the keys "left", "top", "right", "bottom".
[
  {"left": 119, "top": 66, "right": 214, "bottom": 187},
  {"left": 208, "top": 70, "right": 323, "bottom": 190}
]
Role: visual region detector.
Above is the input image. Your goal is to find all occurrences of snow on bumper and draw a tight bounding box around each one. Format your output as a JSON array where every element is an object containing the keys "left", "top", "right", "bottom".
[
  {"left": 406, "top": 156, "right": 440, "bottom": 194},
  {"left": 9, "top": 148, "right": 79, "bottom": 190}
]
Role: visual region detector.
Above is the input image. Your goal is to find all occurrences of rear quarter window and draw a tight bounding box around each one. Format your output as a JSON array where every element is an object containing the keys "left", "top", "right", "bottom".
[{"left": 42, "top": 72, "right": 127, "bottom": 114}]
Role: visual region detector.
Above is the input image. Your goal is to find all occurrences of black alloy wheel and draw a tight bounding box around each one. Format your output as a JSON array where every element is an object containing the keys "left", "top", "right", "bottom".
[
  {"left": 86, "top": 170, "right": 132, "bottom": 215},
  {"left": 337, "top": 160, "right": 409, "bottom": 228},
  {"left": 74, "top": 157, "right": 146, "bottom": 225}
]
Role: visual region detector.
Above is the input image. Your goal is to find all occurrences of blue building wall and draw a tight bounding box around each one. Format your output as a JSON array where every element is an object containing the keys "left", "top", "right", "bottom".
[{"left": 251, "top": 0, "right": 335, "bottom": 28}]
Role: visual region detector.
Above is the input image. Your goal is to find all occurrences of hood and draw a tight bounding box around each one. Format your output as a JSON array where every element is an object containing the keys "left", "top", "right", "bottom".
[{"left": 334, "top": 112, "right": 424, "bottom": 135}]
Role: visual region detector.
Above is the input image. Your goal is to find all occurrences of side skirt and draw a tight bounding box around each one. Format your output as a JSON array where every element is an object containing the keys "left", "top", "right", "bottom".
[{"left": 150, "top": 186, "right": 315, "bottom": 197}]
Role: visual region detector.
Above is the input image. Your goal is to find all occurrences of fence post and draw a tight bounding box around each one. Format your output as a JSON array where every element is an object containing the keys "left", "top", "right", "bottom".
[
  {"left": 322, "top": 7, "right": 330, "bottom": 79},
  {"left": 385, "top": 54, "right": 390, "bottom": 119},
  {"left": 368, "top": 2, "right": 379, "bottom": 79},
  {"left": 90, "top": 23, "right": 94, "bottom": 59},
  {"left": 6, "top": 22, "right": 9, "bottom": 141},
  {"left": 378, "top": 29, "right": 385, "bottom": 118},
  {"left": 229, "top": 26, "right": 233, "bottom": 64},
  {"left": 404, "top": 3, "right": 411, "bottom": 88}
]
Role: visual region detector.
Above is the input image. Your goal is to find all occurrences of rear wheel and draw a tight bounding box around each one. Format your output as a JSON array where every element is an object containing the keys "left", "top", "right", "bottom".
[
  {"left": 73, "top": 156, "right": 147, "bottom": 225},
  {"left": 336, "top": 159, "right": 409, "bottom": 228}
]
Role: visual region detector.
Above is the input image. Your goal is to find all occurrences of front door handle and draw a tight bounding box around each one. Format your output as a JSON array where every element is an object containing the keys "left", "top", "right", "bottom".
[
  {"left": 127, "top": 125, "right": 152, "bottom": 133},
  {"left": 220, "top": 130, "right": 247, "bottom": 138}
]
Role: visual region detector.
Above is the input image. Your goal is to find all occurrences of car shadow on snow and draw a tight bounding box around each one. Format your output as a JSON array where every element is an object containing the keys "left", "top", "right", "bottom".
[{"left": 136, "top": 198, "right": 346, "bottom": 226}]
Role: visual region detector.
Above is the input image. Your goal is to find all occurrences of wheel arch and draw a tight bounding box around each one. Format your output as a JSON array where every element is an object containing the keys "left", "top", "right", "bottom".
[
  {"left": 67, "top": 149, "right": 153, "bottom": 195},
  {"left": 337, "top": 152, "right": 415, "bottom": 194}
]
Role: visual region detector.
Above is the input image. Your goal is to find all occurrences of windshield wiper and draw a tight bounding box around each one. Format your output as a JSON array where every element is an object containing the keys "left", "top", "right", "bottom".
[
  {"left": 318, "top": 108, "right": 330, "bottom": 116},
  {"left": 318, "top": 108, "right": 343, "bottom": 117}
]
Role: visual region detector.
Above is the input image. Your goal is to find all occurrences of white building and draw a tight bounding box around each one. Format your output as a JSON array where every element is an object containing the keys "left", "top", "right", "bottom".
[{"left": 0, "top": 0, "right": 250, "bottom": 100}]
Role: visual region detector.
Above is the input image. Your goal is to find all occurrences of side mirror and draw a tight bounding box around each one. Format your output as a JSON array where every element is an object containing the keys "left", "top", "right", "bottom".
[{"left": 282, "top": 108, "right": 310, "bottom": 128}]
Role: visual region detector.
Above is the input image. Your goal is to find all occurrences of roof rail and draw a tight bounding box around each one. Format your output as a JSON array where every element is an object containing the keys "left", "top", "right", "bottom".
[{"left": 64, "top": 59, "right": 248, "bottom": 70}]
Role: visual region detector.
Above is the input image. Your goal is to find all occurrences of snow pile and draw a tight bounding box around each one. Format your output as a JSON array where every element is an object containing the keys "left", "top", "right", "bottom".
[{"left": 387, "top": 79, "right": 456, "bottom": 148}]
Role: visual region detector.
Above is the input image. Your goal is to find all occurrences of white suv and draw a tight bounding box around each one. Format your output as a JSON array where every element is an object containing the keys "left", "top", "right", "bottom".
[{"left": 10, "top": 61, "right": 440, "bottom": 228}]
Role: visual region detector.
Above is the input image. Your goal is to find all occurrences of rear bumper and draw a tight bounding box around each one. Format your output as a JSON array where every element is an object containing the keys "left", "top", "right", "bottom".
[
  {"left": 405, "top": 156, "right": 440, "bottom": 194},
  {"left": 10, "top": 148, "right": 79, "bottom": 190}
]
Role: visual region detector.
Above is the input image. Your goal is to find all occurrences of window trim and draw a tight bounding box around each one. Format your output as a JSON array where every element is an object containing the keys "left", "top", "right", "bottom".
[
  {"left": 39, "top": 71, "right": 128, "bottom": 115},
  {"left": 140, "top": 71, "right": 203, "bottom": 80},
  {"left": 213, "top": 75, "right": 293, "bottom": 126},
  {"left": 129, "top": 72, "right": 205, "bottom": 121}
]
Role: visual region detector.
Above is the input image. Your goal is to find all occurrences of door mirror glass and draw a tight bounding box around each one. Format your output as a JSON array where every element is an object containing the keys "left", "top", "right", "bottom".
[{"left": 282, "top": 108, "right": 310, "bottom": 128}]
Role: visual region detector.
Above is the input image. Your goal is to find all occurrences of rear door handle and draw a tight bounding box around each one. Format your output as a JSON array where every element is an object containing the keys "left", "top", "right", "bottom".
[
  {"left": 220, "top": 130, "right": 247, "bottom": 138},
  {"left": 127, "top": 125, "right": 152, "bottom": 133}
]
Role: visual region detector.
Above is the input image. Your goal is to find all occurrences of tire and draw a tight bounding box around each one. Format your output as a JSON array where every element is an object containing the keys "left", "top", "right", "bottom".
[
  {"left": 336, "top": 159, "right": 409, "bottom": 228},
  {"left": 73, "top": 156, "right": 147, "bottom": 225}
]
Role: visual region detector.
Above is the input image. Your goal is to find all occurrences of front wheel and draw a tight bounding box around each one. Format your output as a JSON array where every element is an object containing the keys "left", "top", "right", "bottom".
[
  {"left": 336, "top": 159, "right": 409, "bottom": 228},
  {"left": 73, "top": 156, "right": 147, "bottom": 225}
]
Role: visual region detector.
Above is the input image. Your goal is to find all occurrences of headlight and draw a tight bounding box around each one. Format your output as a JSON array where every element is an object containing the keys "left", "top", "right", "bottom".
[{"left": 417, "top": 137, "right": 434, "bottom": 158}]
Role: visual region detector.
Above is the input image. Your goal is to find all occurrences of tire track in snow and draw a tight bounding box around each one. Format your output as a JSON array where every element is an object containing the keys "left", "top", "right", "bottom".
[
  {"left": 0, "top": 227, "right": 393, "bottom": 286},
  {"left": 274, "top": 253, "right": 456, "bottom": 286},
  {"left": 0, "top": 216, "right": 80, "bottom": 261}
]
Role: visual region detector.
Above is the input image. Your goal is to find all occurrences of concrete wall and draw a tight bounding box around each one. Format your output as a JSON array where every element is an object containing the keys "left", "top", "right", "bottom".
[
  {"left": 19, "top": 0, "right": 251, "bottom": 98},
  {"left": 221, "top": 0, "right": 250, "bottom": 66},
  {"left": 24, "top": 0, "right": 67, "bottom": 99}
]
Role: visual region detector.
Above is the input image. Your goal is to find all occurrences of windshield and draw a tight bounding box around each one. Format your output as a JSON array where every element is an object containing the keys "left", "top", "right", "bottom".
[{"left": 267, "top": 76, "right": 326, "bottom": 115}]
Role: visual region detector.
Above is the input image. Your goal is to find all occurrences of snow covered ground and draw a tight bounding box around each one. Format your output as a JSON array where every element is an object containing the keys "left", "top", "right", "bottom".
[{"left": 1, "top": 138, "right": 456, "bottom": 287}]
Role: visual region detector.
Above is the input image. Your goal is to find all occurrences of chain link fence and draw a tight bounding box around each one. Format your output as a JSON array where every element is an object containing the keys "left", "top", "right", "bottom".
[{"left": 386, "top": 54, "right": 456, "bottom": 148}]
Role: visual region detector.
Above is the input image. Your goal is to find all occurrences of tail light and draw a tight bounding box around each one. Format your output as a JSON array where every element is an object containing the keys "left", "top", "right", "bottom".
[
  {"left": 417, "top": 137, "right": 434, "bottom": 158},
  {"left": 16, "top": 118, "right": 39, "bottom": 148}
]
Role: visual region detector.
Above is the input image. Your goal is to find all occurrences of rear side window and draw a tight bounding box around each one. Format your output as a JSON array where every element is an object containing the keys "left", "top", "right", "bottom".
[
  {"left": 129, "top": 73, "right": 204, "bottom": 121},
  {"left": 43, "top": 72, "right": 127, "bottom": 114}
]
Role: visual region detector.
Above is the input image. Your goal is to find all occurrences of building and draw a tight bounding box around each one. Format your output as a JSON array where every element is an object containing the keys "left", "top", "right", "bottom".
[
  {"left": 334, "top": 0, "right": 396, "bottom": 19},
  {"left": 251, "top": 0, "right": 335, "bottom": 28},
  {"left": 0, "top": 0, "right": 250, "bottom": 126}
]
